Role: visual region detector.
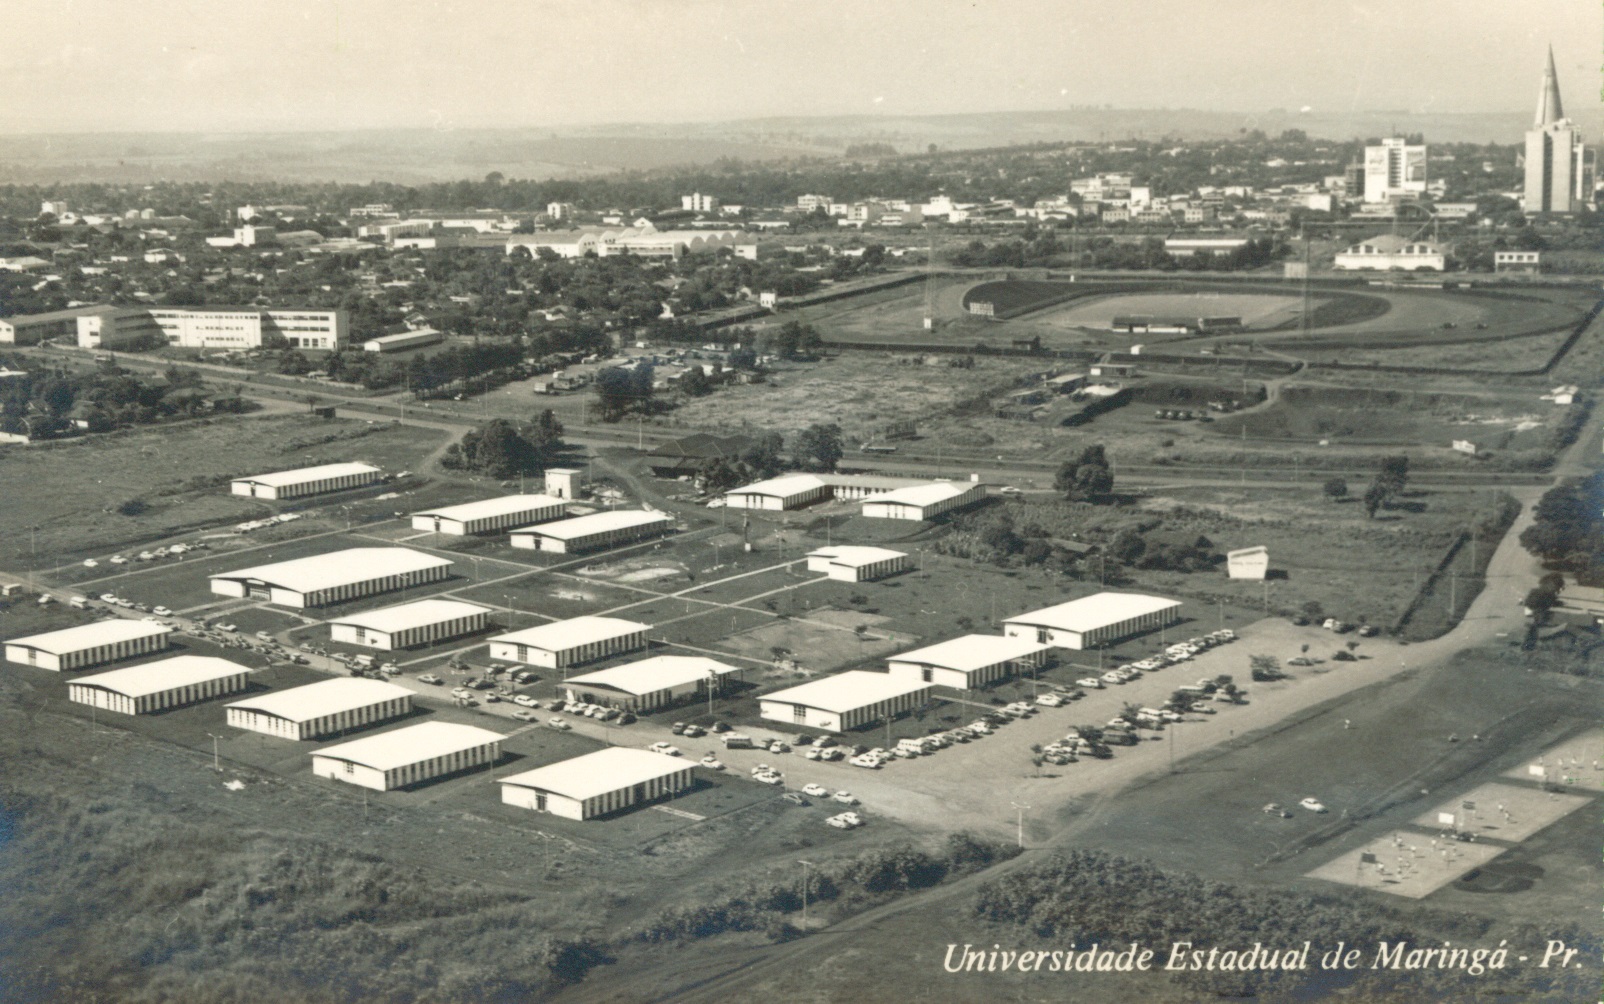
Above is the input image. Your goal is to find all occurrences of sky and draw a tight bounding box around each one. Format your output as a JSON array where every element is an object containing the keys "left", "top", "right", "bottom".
[{"left": 2, "top": 0, "right": 1597, "bottom": 134}]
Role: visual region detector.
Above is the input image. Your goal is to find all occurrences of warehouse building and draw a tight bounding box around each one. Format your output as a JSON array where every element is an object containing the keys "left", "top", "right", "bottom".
[
  {"left": 507, "top": 509, "right": 671, "bottom": 553},
  {"left": 861, "top": 481, "right": 986, "bottom": 521},
  {"left": 885, "top": 635, "right": 1051, "bottom": 690},
  {"left": 229, "top": 462, "right": 382, "bottom": 499},
  {"left": 5, "top": 619, "right": 172, "bottom": 671},
  {"left": 724, "top": 474, "right": 831, "bottom": 510},
  {"left": 488, "top": 616, "right": 651, "bottom": 670},
  {"left": 67, "top": 655, "right": 251, "bottom": 715},
  {"left": 759, "top": 671, "right": 931, "bottom": 733},
  {"left": 410, "top": 494, "right": 568, "bottom": 535},
  {"left": 328, "top": 598, "right": 492, "bottom": 650},
  {"left": 310, "top": 721, "right": 503, "bottom": 791},
  {"left": 1003, "top": 592, "right": 1183, "bottom": 650},
  {"left": 562, "top": 655, "right": 741, "bottom": 711},
  {"left": 498, "top": 747, "right": 694, "bottom": 820},
  {"left": 806, "top": 546, "right": 909, "bottom": 582},
  {"left": 226, "top": 677, "right": 414, "bottom": 740},
  {"left": 362, "top": 328, "right": 444, "bottom": 353},
  {"left": 209, "top": 547, "right": 453, "bottom": 608}
]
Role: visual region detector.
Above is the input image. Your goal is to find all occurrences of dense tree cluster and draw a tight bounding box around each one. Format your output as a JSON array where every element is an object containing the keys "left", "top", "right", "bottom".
[
  {"left": 440, "top": 410, "right": 564, "bottom": 478},
  {"left": 1053, "top": 444, "right": 1115, "bottom": 502},
  {"left": 0, "top": 358, "right": 247, "bottom": 438},
  {"left": 1519, "top": 475, "right": 1604, "bottom": 586}
]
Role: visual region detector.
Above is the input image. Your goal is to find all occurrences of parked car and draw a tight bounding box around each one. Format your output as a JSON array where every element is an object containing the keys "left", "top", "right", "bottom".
[
  {"left": 780, "top": 792, "right": 808, "bottom": 805},
  {"left": 831, "top": 790, "right": 859, "bottom": 805},
  {"left": 1299, "top": 797, "right": 1328, "bottom": 813},
  {"left": 1077, "top": 677, "right": 1104, "bottom": 689},
  {"left": 418, "top": 673, "right": 443, "bottom": 685},
  {"left": 648, "top": 742, "right": 682, "bottom": 757},
  {"left": 513, "top": 695, "right": 539, "bottom": 707},
  {"left": 512, "top": 710, "right": 536, "bottom": 722},
  {"left": 827, "top": 811, "right": 864, "bottom": 828},
  {"left": 698, "top": 754, "right": 725, "bottom": 770},
  {"left": 547, "top": 718, "right": 571, "bottom": 730},
  {"left": 82, "top": 559, "right": 98, "bottom": 568},
  {"left": 803, "top": 783, "right": 828, "bottom": 797},
  {"left": 681, "top": 724, "right": 706, "bottom": 738},
  {"left": 1262, "top": 803, "right": 1292, "bottom": 818},
  {"left": 753, "top": 771, "right": 784, "bottom": 785},
  {"left": 1357, "top": 625, "right": 1379, "bottom": 637},
  {"left": 710, "top": 721, "right": 731, "bottom": 733},
  {"left": 670, "top": 722, "right": 687, "bottom": 735}
]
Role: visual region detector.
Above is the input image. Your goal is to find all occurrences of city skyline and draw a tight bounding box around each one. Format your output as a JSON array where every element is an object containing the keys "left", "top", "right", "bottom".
[{"left": 2, "top": 0, "right": 1597, "bottom": 135}]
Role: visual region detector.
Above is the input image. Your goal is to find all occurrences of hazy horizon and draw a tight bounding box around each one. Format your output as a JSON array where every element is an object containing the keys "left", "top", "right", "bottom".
[{"left": 3, "top": 0, "right": 1597, "bottom": 136}]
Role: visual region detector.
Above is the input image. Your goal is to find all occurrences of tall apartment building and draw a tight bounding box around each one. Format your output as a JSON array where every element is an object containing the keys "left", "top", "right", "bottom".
[
  {"left": 1363, "top": 138, "right": 1427, "bottom": 203},
  {"left": 1524, "top": 47, "right": 1591, "bottom": 214}
]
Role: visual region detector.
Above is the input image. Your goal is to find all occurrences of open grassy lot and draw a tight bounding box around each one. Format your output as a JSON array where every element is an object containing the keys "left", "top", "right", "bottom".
[
  {"left": 665, "top": 353, "right": 1043, "bottom": 444},
  {"left": 1209, "top": 385, "right": 1556, "bottom": 449},
  {"left": 1332, "top": 327, "right": 1577, "bottom": 370},
  {"left": 1045, "top": 290, "right": 1307, "bottom": 328},
  {"left": 0, "top": 414, "right": 449, "bottom": 566}
]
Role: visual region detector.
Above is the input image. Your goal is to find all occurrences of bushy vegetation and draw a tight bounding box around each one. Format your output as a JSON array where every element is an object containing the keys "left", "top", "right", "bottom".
[
  {"left": 1519, "top": 473, "right": 1603, "bottom": 585},
  {"left": 440, "top": 410, "right": 564, "bottom": 478},
  {"left": 0, "top": 358, "right": 250, "bottom": 439},
  {"left": 971, "top": 849, "right": 1595, "bottom": 1001}
]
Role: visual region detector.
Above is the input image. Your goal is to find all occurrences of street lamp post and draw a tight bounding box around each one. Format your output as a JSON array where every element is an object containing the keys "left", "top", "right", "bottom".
[
  {"left": 798, "top": 859, "right": 815, "bottom": 930},
  {"left": 205, "top": 732, "right": 221, "bottom": 772},
  {"left": 1010, "top": 802, "right": 1029, "bottom": 849}
]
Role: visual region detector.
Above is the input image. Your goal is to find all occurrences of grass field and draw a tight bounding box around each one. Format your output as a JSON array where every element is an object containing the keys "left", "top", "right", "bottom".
[
  {"left": 1208, "top": 385, "right": 1556, "bottom": 450},
  {"left": 1042, "top": 290, "right": 1307, "bottom": 329},
  {"left": 0, "top": 415, "right": 449, "bottom": 566}
]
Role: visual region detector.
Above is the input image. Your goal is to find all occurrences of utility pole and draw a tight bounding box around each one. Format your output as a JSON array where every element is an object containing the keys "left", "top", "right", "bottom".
[
  {"left": 799, "top": 859, "right": 815, "bottom": 930},
  {"left": 1010, "top": 802, "right": 1029, "bottom": 848},
  {"left": 205, "top": 732, "right": 221, "bottom": 772}
]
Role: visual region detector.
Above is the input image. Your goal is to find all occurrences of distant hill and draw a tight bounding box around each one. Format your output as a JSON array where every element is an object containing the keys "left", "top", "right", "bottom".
[{"left": 0, "top": 106, "right": 1592, "bottom": 184}]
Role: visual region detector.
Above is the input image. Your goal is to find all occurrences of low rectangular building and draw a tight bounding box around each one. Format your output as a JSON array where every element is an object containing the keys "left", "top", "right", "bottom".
[
  {"left": 885, "top": 635, "right": 1051, "bottom": 690},
  {"left": 490, "top": 616, "right": 651, "bottom": 670},
  {"left": 209, "top": 547, "right": 453, "bottom": 608},
  {"left": 362, "top": 328, "right": 444, "bottom": 353},
  {"left": 1226, "top": 546, "right": 1269, "bottom": 580},
  {"left": 411, "top": 494, "right": 567, "bottom": 535},
  {"left": 562, "top": 655, "right": 741, "bottom": 711},
  {"left": 5, "top": 619, "right": 172, "bottom": 671},
  {"left": 68, "top": 655, "right": 251, "bottom": 715},
  {"left": 328, "top": 598, "right": 492, "bottom": 650},
  {"left": 498, "top": 747, "right": 694, "bottom": 820},
  {"left": 860, "top": 481, "right": 986, "bottom": 521},
  {"left": 226, "top": 677, "right": 413, "bottom": 740},
  {"left": 507, "top": 510, "right": 671, "bottom": 553},
  {"left": 724, "top": 474, "right": 830, "bottom": 510},
  {"left": 806, "top": 546, "right": 909, "bottom": 582},
  {"left": 230, "top": 462, "right": 382, "bottom": 499},
  {"left": 310, "top": 721, "right": 503, "bottom": 791},
  {"left": 1003, "top": 592, "right": 1183, "bottom": 650},
  {"left": 758, "top": 671, "right": 931, "bottom": 733}
]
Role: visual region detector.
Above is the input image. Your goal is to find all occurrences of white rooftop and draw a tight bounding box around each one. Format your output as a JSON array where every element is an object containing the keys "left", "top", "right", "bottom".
[
  {"left": 1227, "top": 546, "right": 1268, "bottom": 559},
  {"left": 72, "top": 655, "right": 249, "bottom": 698},
  {"left": 887, "top": 634, "right": 1050, "bottom": 673},
  {"left": 491, "top": 616, "right": 651, "bottom": 652},
  {"left": 726, "top": 474, "right": 827, "bottom": 499},
  {"left": 313, "top": 721, "right": 503, "bottom": 771},
  {"left": 411, "top": 494, "right": 565, "bottom": 522},
  {"left": 227, "top": 677, "right": 412, "bottom": 723},
  {"left": 862, "top": 481, "right": 977, "bottom": 508},
  {"left": 498, "top": 747, "right": 690, "bottom": 801},
  {"left": 510, "top": 509, "right": 668, "bottom": 540},
  {"left": 329, "top": 598, "right": 491, "bottom": 634},
  {"left": 565, "top": 655, "right": 740, "bottom": 696},
  {"left": 210, "top": 548, "right": 452, "bottom": 593},
  {"left": 232, "top": 462, "right": 380, "bottom": 487},
  {"left": 762, "top": 670, "right": 929, "bottom": 713},
  {"left": 8, "top": 618, "right": 171, "bottom": 654},
  {"left": 808, "top": 545, "right": 907, "bottom": 567},
  {"left": 1004, "top": 592, "right": 1182, "bottom": 632}
]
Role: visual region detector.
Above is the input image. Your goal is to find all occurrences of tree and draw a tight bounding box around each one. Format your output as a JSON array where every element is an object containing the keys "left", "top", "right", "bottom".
[
  {"left": 795, "top": 423, "right": 844, "bottom": 472},
  {"left": 1054, "top": 444, "right": 1115, "bottom": 502},
  {"left": 1322, "top": 477, "right": 1348, "bottom": 501},
  {"left": 1249, "top": 654, "right": 1285, "bottom": 682},
  {"left": 739, "top": 432, "right": 785, "bottom": 479},
  {"left": 1301, "top": 600, "right": 1325, "bottom": 622},
  {"left": 527, "top": 408, "right": 564, "bottom": 462},
  {"left": 679, "top": 366, "right": 713, "bottom": 397},
  {"left": 1362, "top": 480, "right": 1388, "bottom": 519}
]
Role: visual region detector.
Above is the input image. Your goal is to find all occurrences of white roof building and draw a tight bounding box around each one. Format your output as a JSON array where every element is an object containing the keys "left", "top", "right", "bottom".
[
  {"left": 724, "top": 474, "right": 831, "bottom": 510},
  {"left": 5, "top": 619, "right": 172, "bottom": 671},
  {"left": 860, "top": 481, "right": 986, "bottom": 521},
  {"left": 410, "top": 494, "right": 567, "bottom": 535},
  {"left": 1226, "top": 546, "right": 1269, "bottom": 580},
  {"left": 885, "top": 634, "right": 1051, "bottom": 689},
  {"left": 498, "top": 747, "right": 694, "bottom": 820},
  {"left": 328, "top": 598, "right": 492, "bottom": 651},
  {"left": 507, "top": 509, "right": 670, "bottom": 553},
  {"left": 806, "top": 546, "right": 909, "bottom": 582},
  {"left": 226, "top": 677, "right": 414, "bottom": 740},
  {"left": 563, "top": 655, "right": 741, "bottom": 711},
  {"left": 1003, "top": 592, "right": 1183, "bottom": 650},
  {"left": 209, "top": 547, "right": 453, "bottom": 608},
  {"left": 229, "top": 462, "right": 382, "bottom": 499},
  {"left": 489, "top": 616, "right": 652, "bottom": 670},
  {"left": 758, "top": 670, "right": 931, "bottom": 733},
  {"left": 310, "top": 722, "right": 504, "bottom": 791},
  {"left": 68, "top": 655, "right": 251, "bottom": 714}
]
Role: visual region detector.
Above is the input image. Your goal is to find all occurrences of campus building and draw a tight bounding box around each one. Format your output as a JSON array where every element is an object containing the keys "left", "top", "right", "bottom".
[
  {"left": 507, "top": 510, "right": 670, "bottom": 553},
  {"left": 488, "top": 616, "right": 652, "bottom": 670},
  {"left": 328, "top": 598, "right": 492, "bottom": 651},
  {"left": 498, "top": 747, "right": 694, "bottom": 820},
  {"left": 724, "top": 473, "right": 981, "bottom": 513},
  {"left": 805, "top": 546, "right": 909, "bottom": 582},
  {"left": 1003, "top": 592, "right": 1183, "bottom": 650},
  {"left": 0, "top": 306, "right": 115, "bottom": 345},
  {"left": 1363, "top": 138, "right": 1428, "bottom": 204},
  {"left": 1332, "top": 234, "right": 1445, "bottom": 272},
  {"left": 860, "top": 481, "right": 986, "bottom": 521},
  {"left": 410, "top": 495, "right": 568, "bottom": 535},
  {"left": 226, "top": 677, "right": 414, "bottom": 741},
  {"left": 67, "top": 655, "right": 251, "bottom": 715},
  {"left": 76, "top": 306, "right": 347, "bottom": 350},
  {"left": 885, "top": 635, "right": 1051, "bottom": 690},
  {"left": 230, "top": 462, "right": 383, "bottom": 499},
  {"left": 363, "top": 329, "right": 444, "bottom": 353},
  {"left": 209, "top": 547, "right": 453, "bottom": 609},
  {"left": 5, "top": 620, "right": 172, "bottom": 671},
  {"left": 758, "top": 671, "right": 932, "bottom": 733},
  {"left": 310, "top": 722, "right": 503, "bottom": 791},
  {"left": 561, "top": 655, "right": 741, "bottom": 712}
]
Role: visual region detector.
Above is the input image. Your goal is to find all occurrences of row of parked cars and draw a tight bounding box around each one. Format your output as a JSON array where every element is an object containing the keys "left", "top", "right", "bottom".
[
  {"left": 82, "top": 540, "right": 208, "bottom": 570},
  {"left": 235, "top": 513, "right": 303, "bottom": 534}
]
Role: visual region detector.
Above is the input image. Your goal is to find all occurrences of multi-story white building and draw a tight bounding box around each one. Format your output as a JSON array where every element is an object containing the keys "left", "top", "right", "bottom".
[
  {"left": 76, "top": 306, "right": 346, "bottom": 350},
  {"left": 1363, "top": 138, "right": 1428, "bottom": 203},
  {"left": 1524, "top": 47, "right": 1591, "bottom": 214}
]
